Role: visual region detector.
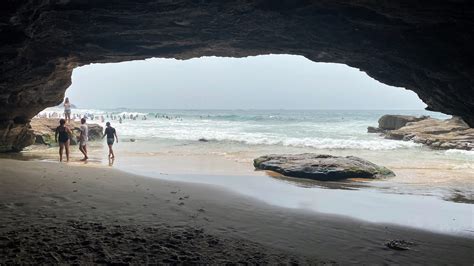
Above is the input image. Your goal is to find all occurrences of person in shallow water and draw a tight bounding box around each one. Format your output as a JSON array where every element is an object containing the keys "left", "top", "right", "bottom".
[
  {"left": 63, "top": 97, "right": 72, "bottom": 123},
  {"left": 102, "top": 122, "right": 118, "bottom": 159},
  {"left": 78, "top": 118, "right": 89, "bottom": 161},
  {"left": 55, "top": 118, "right": 72, "bottom": 162}
]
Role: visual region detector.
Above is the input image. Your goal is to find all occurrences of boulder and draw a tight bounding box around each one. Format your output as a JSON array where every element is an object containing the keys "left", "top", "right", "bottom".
[
  {"left": 377, "top": 115, "right": 428, "bottom": 130},
  {"left": 254, "top": 154, "right": 394, "bottom": 181},
  {"left": 30, "top": 118, "right": 103, "bottom": 147},
  {"left": 369, "top": 115, "right": 474, "bottom": 151}
]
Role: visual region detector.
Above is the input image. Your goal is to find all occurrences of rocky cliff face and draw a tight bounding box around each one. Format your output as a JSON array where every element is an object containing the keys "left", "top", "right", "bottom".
[
  {"left": 1, "top": 1, "right": 473, "bottom": 151},
  {"left": 368, "top": 115, "right": 474, "bottom": 150}
]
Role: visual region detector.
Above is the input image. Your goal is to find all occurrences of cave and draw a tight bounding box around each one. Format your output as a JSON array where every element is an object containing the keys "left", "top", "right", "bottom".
[{"left": 1, "top": 0, "right": 473, "bottom": 152}]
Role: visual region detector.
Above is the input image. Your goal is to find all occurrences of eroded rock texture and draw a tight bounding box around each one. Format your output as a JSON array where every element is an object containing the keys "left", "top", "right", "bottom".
[
  {"left": 31, "top": 118, "right": 103, "bottom": 146},
  {"left": 369, "top": 116, "right": 474, "bottom": 150},
  {"left": 254, "top": 154, "right": 394, "bottom": 180},
  {"left": 1, "top": 0, "right": 473, "bottom": 151}
]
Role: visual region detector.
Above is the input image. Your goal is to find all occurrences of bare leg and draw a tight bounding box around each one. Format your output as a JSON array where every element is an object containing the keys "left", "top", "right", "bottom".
[
  {"left": 65, "top": 140, "right": 70, "bottom": 162},
  {"left": 83, "top": 145, "right": 88, "bottom": 159},
  {"left": 80, "top": 145, "right": 88, "bottom": 160},
  {"left": 79, "top": 145, "right": 86, "bottom": 160},
  {"left": 59, "top": 143, "right": 64, "bottom": 162},
  {"left": 108, "top": 145, "right": 114, "bottom": 159}
]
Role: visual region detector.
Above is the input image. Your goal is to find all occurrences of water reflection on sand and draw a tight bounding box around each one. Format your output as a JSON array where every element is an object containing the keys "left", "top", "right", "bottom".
[{"left": 5, "top": 139, "right": 474, "bottom": 236}]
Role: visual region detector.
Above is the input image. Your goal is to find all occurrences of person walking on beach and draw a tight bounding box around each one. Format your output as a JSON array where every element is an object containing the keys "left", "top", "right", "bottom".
[
  {"left": 78, "top": 118, "right": 89, "bottom": 161},
  {"left": 64, "top": 97, "right": 72, "bottom": 123},
  {"left": 55, "top": 119, "right": 72, "bottom": 162},
  {"left": 102, "top": 122, "right": 118, "bottom": 159}
]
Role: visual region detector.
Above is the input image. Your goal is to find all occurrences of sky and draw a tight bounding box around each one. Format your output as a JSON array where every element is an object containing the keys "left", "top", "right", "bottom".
[{"left": 66, "top": 54, "right": 426, "bottom": 110}]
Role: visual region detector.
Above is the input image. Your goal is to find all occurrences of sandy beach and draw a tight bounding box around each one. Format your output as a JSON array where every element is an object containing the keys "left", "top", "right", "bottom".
[{"left": 0, "top": 159, "right": 472, "bottom": 264}]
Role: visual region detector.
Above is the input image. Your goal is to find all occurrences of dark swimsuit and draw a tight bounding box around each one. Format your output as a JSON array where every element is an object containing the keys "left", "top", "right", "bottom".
[
  {"left": 105, "top": 127, "right": 115, "bottom": 145},
  {"left": 56, "top": 126, "right": 69, "bottom": 143}
]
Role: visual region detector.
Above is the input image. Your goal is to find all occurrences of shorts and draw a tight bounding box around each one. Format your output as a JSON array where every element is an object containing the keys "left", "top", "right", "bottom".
[
  {"left": 65, "top": 110, "right": 71, "bottom": 114},
  {"left": 80, "top": 140, "right": 87, "bottom": 147},
  {"left": 107, "top": 138, "right": 114, "bottom": 145}
]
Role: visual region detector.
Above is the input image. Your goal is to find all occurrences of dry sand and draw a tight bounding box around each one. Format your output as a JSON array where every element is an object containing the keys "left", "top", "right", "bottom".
[{"left": 0, "top": 159, "right": 472, "bottom": 264}]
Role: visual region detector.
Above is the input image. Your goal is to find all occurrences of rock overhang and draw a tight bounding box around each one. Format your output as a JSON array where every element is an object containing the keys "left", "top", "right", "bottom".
[{"left": 0, "top": 0, "right": 473, "bottom": 151}]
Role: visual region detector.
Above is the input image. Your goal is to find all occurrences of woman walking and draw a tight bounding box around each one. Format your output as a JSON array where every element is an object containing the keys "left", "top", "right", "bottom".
[
  {"left": 64, "top": 97, "right": 72, "bottom": 123},
  {"left": 55, "top": 119, "right": 72, "bottom": 162},
  {"left": 102, "top": 122, "right": 118, "bottom": 158}
]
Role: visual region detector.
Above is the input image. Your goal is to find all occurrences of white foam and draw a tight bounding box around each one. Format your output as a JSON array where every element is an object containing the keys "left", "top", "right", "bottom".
[
  {"left": 36, "top": 108, "right": 442, "bottom": 151},
  {"left": 112, "top": 119, "right": 421, "bottom": 150},
  {"left": 445, "top": 149, "right": 474, "bottom": 157}
]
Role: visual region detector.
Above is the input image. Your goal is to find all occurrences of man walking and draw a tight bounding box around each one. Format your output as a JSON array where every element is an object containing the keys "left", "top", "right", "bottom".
[{"left": 79, "top": 118, "right": 89, "bottom": 161}]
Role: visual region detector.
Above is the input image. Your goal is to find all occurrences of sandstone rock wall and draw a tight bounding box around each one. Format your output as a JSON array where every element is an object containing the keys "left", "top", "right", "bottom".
[{"left": 0, "top": 120, "right": 35, "bottom": 152}]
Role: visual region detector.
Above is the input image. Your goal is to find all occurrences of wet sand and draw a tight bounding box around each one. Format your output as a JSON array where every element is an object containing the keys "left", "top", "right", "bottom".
[{"left": 0, "top": 159, "right": 472, "bottom": 264}]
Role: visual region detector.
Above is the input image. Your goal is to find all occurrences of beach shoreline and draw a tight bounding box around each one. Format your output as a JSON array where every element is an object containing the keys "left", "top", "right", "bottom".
[{"left": 0, "top": 159, "right": 472, "bottom": 264}]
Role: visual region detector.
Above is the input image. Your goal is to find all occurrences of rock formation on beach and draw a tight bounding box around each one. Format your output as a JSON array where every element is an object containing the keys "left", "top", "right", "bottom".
[
  {"left": 0, "top": 1, "right": 473, "bottom": 152},
  {"left": 368, "top": 115, "right": 474, "bottom": 150},
  {"left": 254, "top": 154, "right": 394, "bottom": 181},
  {"left": 371, "top": 115, "right": 430, "bottom": 131},
  {"left": 31, "top": 118, "right": 103, "bottom": 147},
  {"left": 0, "top": 120, "right": 35, "bottom": 152}
]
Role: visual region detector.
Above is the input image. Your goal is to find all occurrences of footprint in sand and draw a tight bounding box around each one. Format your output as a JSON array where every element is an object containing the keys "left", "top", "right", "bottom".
[{"left": 178, "top": 202, "right": 184, "bottom": 206}]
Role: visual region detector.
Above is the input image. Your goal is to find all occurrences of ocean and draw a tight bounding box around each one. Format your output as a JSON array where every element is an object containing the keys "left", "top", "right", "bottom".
[
  {"left": 29, "top": 108, "right": 474, "bottom": 235},
  {"left": 42, "top": 108, "right": 452, "bottom": 149}
]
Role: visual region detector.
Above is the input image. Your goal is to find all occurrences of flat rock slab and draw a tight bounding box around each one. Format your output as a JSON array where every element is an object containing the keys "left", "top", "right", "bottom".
[{"left": 254, "top": 154, "right": 394, "bottom": 181}]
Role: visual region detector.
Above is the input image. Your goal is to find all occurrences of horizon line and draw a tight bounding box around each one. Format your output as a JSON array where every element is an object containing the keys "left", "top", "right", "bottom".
[{"left": 48, "top": 106, "right": 434, "bottom": 112}]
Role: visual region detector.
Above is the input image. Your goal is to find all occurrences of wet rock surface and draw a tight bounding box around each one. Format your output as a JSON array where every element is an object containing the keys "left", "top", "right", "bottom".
[
  {"left": 31, "top": 118, "right": 103, "bottom": 146},
  {"left": 254, "top": 154, "right": 394, "bottom": 181},
  {"left": 369, "top": 116, "right": 474, "bottom": 150},
  {"left": 377, "top": 115, "right": 429, "bottom": 130},
  {"left": 385, "top": 240, "right": 416, "bottom": 251},
  {"left": 0, "top": 1, "right": 473, "bottom": 151}
]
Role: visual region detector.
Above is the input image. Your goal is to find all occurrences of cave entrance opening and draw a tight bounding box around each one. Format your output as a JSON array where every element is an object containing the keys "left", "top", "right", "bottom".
[
  {"left": 33, "top": 53, "right": 453, "bottom": 157},
  {"left": 63, "top": 54, "right": 427, "bottom": 111}
]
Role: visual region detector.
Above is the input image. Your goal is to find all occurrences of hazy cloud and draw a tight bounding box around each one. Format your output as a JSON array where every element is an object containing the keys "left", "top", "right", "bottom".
[{"left": 66, "top": 55, "right": 426, "bottom": 110}]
